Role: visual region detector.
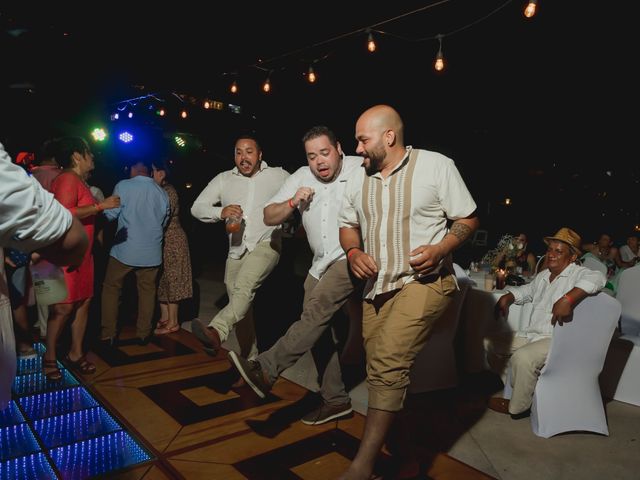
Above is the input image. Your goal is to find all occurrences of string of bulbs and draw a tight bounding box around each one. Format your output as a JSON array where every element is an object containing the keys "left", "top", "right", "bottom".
[{"left": 223, "top": 0, "right": 539, "bottom": 94}]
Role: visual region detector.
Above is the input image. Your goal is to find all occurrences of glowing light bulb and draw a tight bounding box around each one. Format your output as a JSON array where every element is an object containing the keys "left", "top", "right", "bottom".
[
  {"left": 524, "top": 0, "right": 537, "bottom": 18},
  {"left": 308, "top": 66, "right": 316, "bottom": 83},
  {"left": 230, "top": 81, "right": 238, "bottom": 94},
  {"left": 367, "top": 32, "right": 376, "bottom": 52},
  {"left": 262, "top": 78, "right": 271, "bottom": 93},
  {"left": 434, "top": 51, "right": 444, "bottom": 72},
  {"left": 180, "top": 110, "right": 188, "bottom": 119}
]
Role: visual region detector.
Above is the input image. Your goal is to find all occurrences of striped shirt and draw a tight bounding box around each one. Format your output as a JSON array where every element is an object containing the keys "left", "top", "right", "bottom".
[{"left": 338, "top": 147, "right": 476, "bottom": 299}]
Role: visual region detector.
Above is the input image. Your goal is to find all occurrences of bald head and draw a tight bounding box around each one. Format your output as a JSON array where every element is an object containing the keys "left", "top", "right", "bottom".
[
  {"left": 356, "top": 105, "right": 404, "bottom": 145},
  {"left": 355, "top": 105, "right": 406, "bottom": 175}
]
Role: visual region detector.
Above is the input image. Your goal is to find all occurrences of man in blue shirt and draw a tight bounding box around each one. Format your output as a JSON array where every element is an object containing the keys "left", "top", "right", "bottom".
[{"left": 101, "top": 160, "right": 169, "bottom": 344}]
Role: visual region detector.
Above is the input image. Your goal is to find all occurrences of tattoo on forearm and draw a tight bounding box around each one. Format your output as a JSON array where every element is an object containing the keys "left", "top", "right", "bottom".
[{"left": 449, "top": 223, "right": 472, "bottom": 242}]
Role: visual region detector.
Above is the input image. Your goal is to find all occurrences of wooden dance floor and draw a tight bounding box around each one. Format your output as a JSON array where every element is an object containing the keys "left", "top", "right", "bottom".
[{"left": 1, "top": 325, "right": 496, "bottom": 479}]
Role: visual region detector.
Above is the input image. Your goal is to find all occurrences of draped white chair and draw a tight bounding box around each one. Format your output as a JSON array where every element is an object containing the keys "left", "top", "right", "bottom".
[
  {"left": 408, "top": 264, "right": 471, "bottom": 393},
  {"left": 616, "top": 264, "right": 640, "bottom": 336},
  {"left": 580, "top": 253, "right": 608, "bottom": 276},
  {"left": 530, "top": 292, "right": 621, "bottom": 438}
]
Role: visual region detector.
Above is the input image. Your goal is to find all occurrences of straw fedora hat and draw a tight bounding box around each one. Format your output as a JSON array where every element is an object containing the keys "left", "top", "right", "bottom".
[{"left": 544, "top": 227, "right": 582, "bottom": 255}]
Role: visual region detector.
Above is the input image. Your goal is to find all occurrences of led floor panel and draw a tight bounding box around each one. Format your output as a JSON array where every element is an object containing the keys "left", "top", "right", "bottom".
[{"left": 0, "top": 344, "right": 153, "bottom": 479}]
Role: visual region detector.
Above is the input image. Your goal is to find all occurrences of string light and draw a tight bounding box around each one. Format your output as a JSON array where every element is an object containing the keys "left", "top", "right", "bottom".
[
  {"left": 180, "top": 109, "right": 188, "bottom": 119},
  {"left": 367, "top": 30, "right": 376, "bottom": 52},
  {"left": 434, "top": 34, "right": 445, "bottom": 72},
  {"left": 524, "top": 0, "right": 537, "bottom": 18},
  {"left": 230, "top": 81, "right": 238, "bottom": 94},
  {"left": 262, "top": 73, "right": 271, "bottom": 93},
  {"left": 307, "top": 66, "right": 316, "bottom": 83}
]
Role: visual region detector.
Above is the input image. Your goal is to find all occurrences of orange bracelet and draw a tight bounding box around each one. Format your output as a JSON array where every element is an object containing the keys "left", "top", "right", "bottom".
[
  {"left": 288, "top": 198, "right": 296, "bottom": 209},
  {"left": 346, "top": 247, "right": 361, "bottom": 260},
  {"left": 94, "top": 203, "right": 103, "bottom": 212},
  {"left": 562, "top": 294, "right": 573, "bottom": 305}
]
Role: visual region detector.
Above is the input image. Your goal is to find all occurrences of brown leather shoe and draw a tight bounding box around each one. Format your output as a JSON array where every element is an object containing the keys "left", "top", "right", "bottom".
[
  {"left": 488, "top": 397, "right": 510, "bottom": 414},
  {"left": 191, "top": 318, "right": 221, "bottom": 355}
]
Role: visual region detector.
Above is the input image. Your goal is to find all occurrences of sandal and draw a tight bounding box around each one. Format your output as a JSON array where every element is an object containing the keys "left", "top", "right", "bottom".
[
  {"left": 64, "top": 354, "right": 96, "bottom": 375},
  {"left": 156, "top": 318, "right": 169, "bottom": 328},
  {"left": 154, "top": 324, "right": 180, "bottom": 335},
  {"left": 43, "top": 358, "right": 62, "bottom": 381}
]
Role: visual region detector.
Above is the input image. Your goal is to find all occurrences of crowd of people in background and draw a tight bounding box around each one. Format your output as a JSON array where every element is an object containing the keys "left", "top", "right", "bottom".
[{"left": 3, "top": 103, "right": 637, "bottom": 479}]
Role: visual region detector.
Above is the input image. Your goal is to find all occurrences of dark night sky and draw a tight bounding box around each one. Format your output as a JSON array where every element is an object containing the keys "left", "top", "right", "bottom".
[{"left": 0, "top": 1, "right": 632, "bottom": 251}]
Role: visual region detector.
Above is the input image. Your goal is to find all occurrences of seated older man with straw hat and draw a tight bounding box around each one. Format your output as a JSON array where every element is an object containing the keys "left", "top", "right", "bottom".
[{"left": 487, "top": 227, "right": 607, "bottom": 419}]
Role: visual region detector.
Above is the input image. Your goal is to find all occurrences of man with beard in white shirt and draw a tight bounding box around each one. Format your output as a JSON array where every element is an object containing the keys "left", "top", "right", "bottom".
[
  {"left": 228, "top": 126, "right": 362, "bottom": 425},
  {"left": 191, "top": 134, "right": 289, "bottom": 361}
]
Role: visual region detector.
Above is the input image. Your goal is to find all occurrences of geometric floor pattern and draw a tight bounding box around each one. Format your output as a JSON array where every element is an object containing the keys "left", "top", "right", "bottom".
[
  {"left": 0, "top": 343, "right": 153, "bottom": 480},
  {"left": 1, "top": 328, "right": 495, "bottom": 479}
]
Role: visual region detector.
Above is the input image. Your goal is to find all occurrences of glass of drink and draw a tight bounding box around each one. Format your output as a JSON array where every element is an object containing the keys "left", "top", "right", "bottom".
[
  {"left": 484, "top": 272, "right": 495, "bottom": 291},
  {"left": 225, "top": 215, "right": 242, "bottom": 233}
]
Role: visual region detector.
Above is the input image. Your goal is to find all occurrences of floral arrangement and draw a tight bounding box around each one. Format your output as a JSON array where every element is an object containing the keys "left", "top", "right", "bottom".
[{"left": 481, "top": 234, "right": 524, "bottom": 266}]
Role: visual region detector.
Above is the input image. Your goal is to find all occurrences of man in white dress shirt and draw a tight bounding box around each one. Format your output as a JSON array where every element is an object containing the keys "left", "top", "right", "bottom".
[
  {"left": 489, "top": 227, "right": 606, "bottom": 418},
  {"left": 191, "top": 134, "right": 289, "bottom": 360},
  {"left": 1, "top": 142, "right": 88, "bottom": 408},
  {"left": 228, "top": 126, "right": 362, "bottom": 425}
]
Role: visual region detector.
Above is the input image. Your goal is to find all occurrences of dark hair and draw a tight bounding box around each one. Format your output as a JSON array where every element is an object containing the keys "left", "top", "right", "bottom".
[
  {"left": 54, "top": 137, "right": 90, "bottom": 169},
  {"left": 129, "top": 159, "right": 153, "bottom": 174},
  {"left": 152, "top": 159, "right": 171, "bottom": 177},
  {"left": 302, "top": 126, "right": 338, "bottom": 148},
  {"left": 35, "top": 138, "right": 59, "bottom": 165},
  {"left": 235, "top": 133, "right": 261, "bottom": 151}
]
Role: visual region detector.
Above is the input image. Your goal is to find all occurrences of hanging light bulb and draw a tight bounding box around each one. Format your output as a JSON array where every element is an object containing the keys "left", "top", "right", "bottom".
[
  {"left": 434, "top": 35, "right": 445, "bottom": 72},
  {"left": 203, "top": 100, "right": 211, "bottom": 109},
  {"left": 180, "top": 110, "right": 188, "bottom": 119},
  {"left": 524, "top": 0, "right": 537, "bottom": 18},
  {"left": 367, "top": 31, "right": 376, "bottom": 52},
  {"left": 307, "top": 66, "right": 316, "bottom": 83},
  {"left": 262, "top": 76, "right": 271, "bottom": 93},
  {"left": 230, "top": 81, "right": 238, "bottom": 94}
]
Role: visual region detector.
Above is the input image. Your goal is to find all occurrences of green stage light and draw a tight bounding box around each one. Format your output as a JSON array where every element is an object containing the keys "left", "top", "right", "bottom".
[{"left": 91, "top": 128, "right": 107, "bottom": 142}]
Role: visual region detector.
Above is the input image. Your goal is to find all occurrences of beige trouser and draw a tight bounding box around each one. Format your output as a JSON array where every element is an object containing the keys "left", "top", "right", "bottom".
[
  {"left": 362, "top": 274, "right": 456, "bottom": 412},
  {"left": 488, "top": 333, "right": 551, "bottom": 414},
  {"left": 210, "top": 241, "right": 280, "bottom": 359}
]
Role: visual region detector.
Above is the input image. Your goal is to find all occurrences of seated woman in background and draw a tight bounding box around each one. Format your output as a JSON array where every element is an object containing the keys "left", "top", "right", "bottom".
[
  {"left": 493, "top": 233, "right": 537, "bottom": 275},
  {"left": 617, "top": 234, "right": 640, "bottom": 268},
  {"left": 581, "top": 232, "right": 618, "bottom": 278}
]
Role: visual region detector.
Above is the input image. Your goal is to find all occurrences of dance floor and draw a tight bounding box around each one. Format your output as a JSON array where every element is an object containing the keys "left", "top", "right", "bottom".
[{"left": 0, "top": 327, "right": 494, "bottom": 479}]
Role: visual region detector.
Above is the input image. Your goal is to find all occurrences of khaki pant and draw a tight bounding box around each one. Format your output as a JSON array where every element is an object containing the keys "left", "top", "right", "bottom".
[
  {"left": 210, "top": 241, "right": 280, "bottom": 359},
  {"left": 101, "top": 257, "right": 159, "bottom": 339},
  {"left": 258, "top": 260, "right": 358, "bottom": 406},
  {"left": 487, "top": 333, "right": 550, "bottom": 414},
  {"left": 362, "top": 274, "right": 456, "bottom": 412}
]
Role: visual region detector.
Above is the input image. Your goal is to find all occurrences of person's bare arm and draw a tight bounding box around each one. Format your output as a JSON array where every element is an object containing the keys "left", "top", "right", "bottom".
[{"left": 409, "top": 215, "right": 479, "bottom": 274}]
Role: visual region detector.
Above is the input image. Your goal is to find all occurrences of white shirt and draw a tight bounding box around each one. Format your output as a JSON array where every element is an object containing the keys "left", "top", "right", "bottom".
[
  {"left": 338, "top": 147, "right": 477, "bottom": 299},
  {"left": 506, "top": 262, "right": 606, "bottom": 341},
  {"left": 0, "top": 143, "right": 73, "bottom": 409},
  {"left": 0, "top": 143, "right": 72, "bottom": 252},
  {"left": 619, "top": 244, "right": 639, "bottom": 263},
  {"left": 267, "top": 156, "right": 362, "bottom": 279},
  {"left": 191, "top": 161, "right": 290, "bottom": 259}
]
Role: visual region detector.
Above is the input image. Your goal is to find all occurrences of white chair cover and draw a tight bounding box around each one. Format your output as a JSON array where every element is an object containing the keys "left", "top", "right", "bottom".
[
  {"left": 408, "top": 264, "right": 471, "bottom": 393},
  {"left": 616, "top": 264, "right": 640, "bottom": 336},
  {"left": 531, "top": 292, "right": 621, "bottom": 438},
  {"left": 580, "top": 253, "right": 608, "bottom": 276}
]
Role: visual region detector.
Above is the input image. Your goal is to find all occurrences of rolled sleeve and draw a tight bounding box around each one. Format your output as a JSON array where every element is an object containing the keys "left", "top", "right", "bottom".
[{"left": 574, "top": 269, "right": 607, "bottom": 294}]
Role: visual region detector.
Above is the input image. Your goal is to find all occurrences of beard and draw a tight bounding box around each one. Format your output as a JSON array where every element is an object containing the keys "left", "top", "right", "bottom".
[{"left": 363, "top": 143, "right": 386, "bottom": 175}]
